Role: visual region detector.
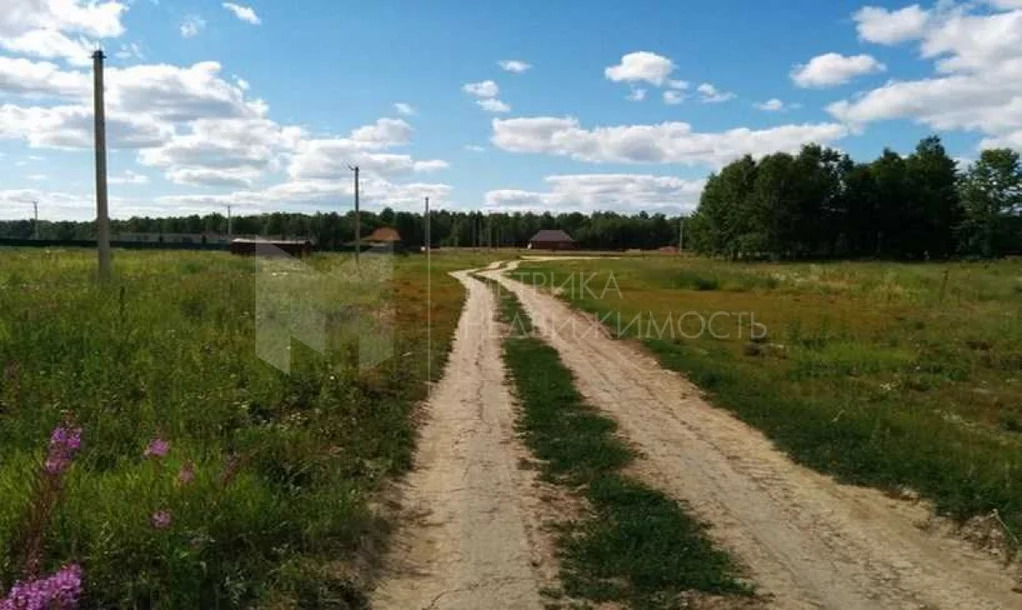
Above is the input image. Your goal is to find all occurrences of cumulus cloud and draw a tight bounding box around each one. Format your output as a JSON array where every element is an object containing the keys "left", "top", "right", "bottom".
[
  {"left": 854, "top": 5, "right": 930, "bottom": 44},
  {"left": 463, "top": 80, "right": 510, "bottom": 112},
  {"left": 491, "top": 116, "right": 848, "bottom": 168},
  {"left": 755, "top": 98, "right": 797, "bottom": 112},
  {"left": 222, "top": 3, "right": 261, "bottom": 25},
  {"left": 462, "top": 80, "right": 499, "bottom": 98},
  {"left": 485, "top": 173, "right": 706, "bottom": 214},
  {"left": 604, "top": 51, "right": 676, "bottom": 86},
  {"left": 0, "top": 56, "right": 90, "bottom": 97},
  {"left": 393, "top": 102, "right": 416, "bottom": 116},
  {"left": 476, "top": 98, "right": 511, "bottom": 113},
  {"left": 138, "top": 118, "right": 302, "bottom": 186},
  {"left": 0, "top": 104, "right": 170, "bottom": 149},
  {"left": 0, "top": 0, "right": 127, "bottom": 64},
  {"left": 696, "top": 82, "right": 735, "bottom": 103},
  {"left": 791, "top": 52, "right": 885, "bottom": 88},
  {"left": 828, "top": 2, "right": 1022, "bottom": 150},
  {"left": 498, "top": 59, "right": 531, "bottom": 73}
]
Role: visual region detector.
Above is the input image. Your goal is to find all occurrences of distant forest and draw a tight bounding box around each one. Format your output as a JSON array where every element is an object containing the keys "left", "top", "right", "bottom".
[
  {"left": 0, "top": 208, "right": 681, "bottom": 252},
  {"left": 2, "top": 136, "right": 1019, "bottom": 258}
]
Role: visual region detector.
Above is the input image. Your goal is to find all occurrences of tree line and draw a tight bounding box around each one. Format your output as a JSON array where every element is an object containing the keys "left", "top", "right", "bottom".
[
  {"left": 688, "top": 137, "right": 1022, "bottom": 259},
  {"left": 0, "top": 208, "right": 680, "bottom": 252}
]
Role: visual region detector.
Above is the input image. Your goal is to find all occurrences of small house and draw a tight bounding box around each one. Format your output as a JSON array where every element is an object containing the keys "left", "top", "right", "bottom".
[{"left": 528, "top": 229, "right": 576, "bottom": 251}]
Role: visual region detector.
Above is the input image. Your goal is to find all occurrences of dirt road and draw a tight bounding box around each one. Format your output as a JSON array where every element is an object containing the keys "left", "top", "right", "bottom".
[
  {"left": 372, "top": 269, "right": 547, "bottom": 610},
  {"left": 485, "top": 260, "right": 1021, "bottom": 610}
]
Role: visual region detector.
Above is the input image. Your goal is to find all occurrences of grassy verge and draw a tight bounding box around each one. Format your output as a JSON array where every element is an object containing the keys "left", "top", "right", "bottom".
[
  {"left": 512, "top": 256, "right": 1022, "bottom": 554},
  {"left": 484, "top": 275, "right": 751, "bottom": 608},
  {"left": 0, "top": 248, "right": 501, "bottom": 608}
]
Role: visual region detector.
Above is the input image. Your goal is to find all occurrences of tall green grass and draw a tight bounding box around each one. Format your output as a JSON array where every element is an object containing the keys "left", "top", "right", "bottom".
[
  {"left": 0, "top": 248, "right": 481, "bottom": 607},
  {"left": 515, "top": 256, "right": 1022, "bottom": 553}
]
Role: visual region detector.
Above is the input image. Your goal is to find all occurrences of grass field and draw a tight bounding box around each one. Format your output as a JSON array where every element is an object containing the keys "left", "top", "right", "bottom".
[
  {"left": 0, "top": 247, "right": 501, "bottom": 608},
  {"left": 487, "top": 275, "right": 751, "bottom": 608},
  {"left": 513, "top": 255, "right": 1022, "bottom": 548}
]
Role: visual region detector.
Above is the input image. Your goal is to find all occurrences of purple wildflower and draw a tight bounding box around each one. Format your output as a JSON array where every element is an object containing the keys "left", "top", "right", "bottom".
[
  {"left": 44, "top": 426, "right": 82, "bottom": 476},
  {"left": 0, "top": 563, "right": 83, "bottom": 610},
  {"left": 143, "top": 438, "right": 169, "bottom": 459},
  {"left": 150, "top": 510, "right": 172, "bottom": 530},
  {"left": 176, "top": 461, "right": 195, "bottom": 486}
]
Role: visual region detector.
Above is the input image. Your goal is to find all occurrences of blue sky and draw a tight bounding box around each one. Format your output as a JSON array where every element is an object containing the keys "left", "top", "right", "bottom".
[{"left": 2, "top": 0, "right": 1021, "bottom": 220}]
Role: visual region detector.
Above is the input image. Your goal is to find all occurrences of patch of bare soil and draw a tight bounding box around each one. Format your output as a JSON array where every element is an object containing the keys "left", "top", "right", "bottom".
[{"left": 487, "top": 260, "right": 1022, "bottom": 610}]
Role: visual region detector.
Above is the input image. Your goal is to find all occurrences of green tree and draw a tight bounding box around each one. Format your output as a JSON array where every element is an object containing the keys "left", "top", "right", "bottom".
[{"left": 958, "top": 148, "right": 1022, "bottom": 257}]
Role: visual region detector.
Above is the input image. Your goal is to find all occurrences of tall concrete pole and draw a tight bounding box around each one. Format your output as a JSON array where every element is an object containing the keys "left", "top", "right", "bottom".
[
  {"left": 226, "top": 204, "right": 233, "bottom": 239},
  {"left": 93, "top": 49, "right": 111, "bottom": 281},
  {"left": 32, "top": 200, "right": 38, "bottom": 239},
  {"left": 349, "top": 165, "right": 360, "bottom": 265}
]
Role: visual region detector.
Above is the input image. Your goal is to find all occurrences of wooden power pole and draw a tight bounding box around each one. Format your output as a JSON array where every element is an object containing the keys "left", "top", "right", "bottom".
[
  {"left": 93, "top": 49, "right": 111, "bottom": 281},
  {"left": 349, "top": 165, "right": 360, "bottom": 264},
  {"left": 32, "top": 200, "right": 39, "bottom": 239}
]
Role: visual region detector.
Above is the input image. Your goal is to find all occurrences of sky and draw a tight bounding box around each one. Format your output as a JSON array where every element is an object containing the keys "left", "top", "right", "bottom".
[{"left": 1, "top": 0, "right": 1022, "bottom": 221}]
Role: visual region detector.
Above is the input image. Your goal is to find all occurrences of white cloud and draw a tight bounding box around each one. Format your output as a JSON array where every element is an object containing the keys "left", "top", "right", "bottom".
[
  {"left": 485, "top": 173, "right": 706, "bottom": 214},
  {"left": 464, "top": 144, "right": 486, "bottom": 152},
  {"left": 476, "top": 98, "right": 511, "bottom": 113},
  {"left": 0, "top": 29, "right": 96, "bottom": 66},
  {"left": 463, "top": 80, "right": 510, "bottom": 112},
  {"left": 755, "top": 98, "right": 798, "bottom": 112},
  {"left": 491, "top": 116, "right": 848, "bottom": 168},
  {"left": 0, "top": 1, "right": 127, "bottom": 39},
  {"left": 138, "top": 117, "right": 302, "bottom": 186},
  {"left": 696, "top": 82, "right": 735, "bottom": 103},
  {"left": 791, "top": 52, "right": 886, "bottom": 88},
  {"left": 604, "top": 51, "right": 675, "bottom": 86},
  {"left": 854, "top": 5, "right": 930, "bottom": 44},
  {"left": 222, "top": 3, "right": 261, "bottom": 25},
  {"left": 667, "top": 79, "right": 689, "bottom": 90},
  {"left": 663, "top": 90, "right": 685, "bottom": 105},
  {"left": 107, "top": 61, "right": 262, "bottom": 121},
  {"left": 828, "top": 3, "right": 1022, "bottom": 150},
  {"left": 287, "top": 118, "right": 446, "bottom": 181},
  {"left": 180, "top": 15, "right": 205, "bottom": 38},
  {"left": 0, "top": 103, "right": 170, "bottom": 149},
  {"left": 462, "top": 80, "right": 499, "bottom": 98},
  {"left": 498, "top": 59, "right": 531, "bottom": 73},
  {"left": 627, "top": 87, "right": 647, "bottom": 102},
  {"left": 0, "top": 56, "right": 90, "bottom": 97},
  {"left": 109, "top": 170, "right": 149, "bottom": 184},
  {"left": 393, "top": 102, "right": 416, "bottom": 116}
]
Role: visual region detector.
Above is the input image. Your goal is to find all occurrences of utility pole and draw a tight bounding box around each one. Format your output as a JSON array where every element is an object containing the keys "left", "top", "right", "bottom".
[
  {"left": 349, "top": 165, "right": 360, "bottom": 265},
  {"left": 225, "top": 204, "right": 233, "bottom": 239},
  {"left": 424, "top": 196, "right": 430, "bottom": 252},
  {"left": 93, "top": 49, "right": 111, "bottom": 281},
  {"left": 31, "top": 200, "right": 38, "bottom": 239}
]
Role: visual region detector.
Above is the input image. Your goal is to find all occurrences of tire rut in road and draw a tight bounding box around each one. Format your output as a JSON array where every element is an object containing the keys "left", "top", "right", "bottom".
[{"left": 372, "top": 270, "right": 549, "bottom": 610}]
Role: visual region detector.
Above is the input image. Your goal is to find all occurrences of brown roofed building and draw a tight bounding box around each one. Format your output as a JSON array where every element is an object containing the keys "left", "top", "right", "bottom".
[
  {"left": 528, "top": 229, "right": 576, "bottom": 251},
  {"left": 365, "top": 227, "right": 402, "bottom": 244}
]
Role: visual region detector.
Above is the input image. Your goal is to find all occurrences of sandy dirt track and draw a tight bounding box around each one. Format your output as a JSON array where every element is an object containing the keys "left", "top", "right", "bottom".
[
  {"left": 485, "top": 260, "right": 1021, "bottom": 610},
  {"left": 371, "top": 269, "right": 546, "bottom": 610}
]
